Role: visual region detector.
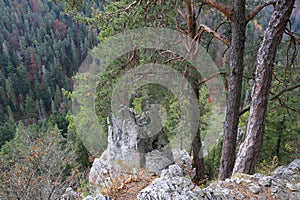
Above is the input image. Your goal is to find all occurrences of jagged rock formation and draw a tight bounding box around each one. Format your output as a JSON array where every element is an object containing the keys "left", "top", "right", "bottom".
[
  {"left": 107, "top": 106, "right": 173, "bottom": 174},
  {"left": 89, "top": 107, "right": 174, "bottom": 185},
  {"left": 138, "top": 159, "right": 300, "bottom": 200}
]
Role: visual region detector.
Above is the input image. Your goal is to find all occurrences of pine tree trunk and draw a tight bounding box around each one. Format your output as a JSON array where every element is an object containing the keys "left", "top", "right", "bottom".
[
  {"left": 184, "top": 0, "right": 205, "bottom": 182},
  {"left": 233, "top": 0, "right": 295, "bottom": 175},
  {"left": 192, "top": 87, "right": 205, "bottom": 182},
  {"left": 219, "top": 0, "right": 246, "bottom": 180}
]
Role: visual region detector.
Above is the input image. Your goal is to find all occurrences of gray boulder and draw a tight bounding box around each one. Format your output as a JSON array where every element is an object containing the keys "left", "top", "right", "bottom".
[
  {"left": 274, "top": 159, "right": 300, "bottom": 182},
  {"left": 138, "top": 165, "right": 204, "bottom": 200}
]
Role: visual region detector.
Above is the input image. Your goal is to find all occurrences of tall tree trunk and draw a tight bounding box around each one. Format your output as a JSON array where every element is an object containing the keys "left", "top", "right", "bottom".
[
  {"left": 192, "top": 87, "right": 205, "bottom": 182},
  {"left": 191, "top": 87, "right": 205, "bottom": 182},
  {"left": 184, "top": 0, "right": 205, "bottom": 182},
  {"left": 233, "top": 0, "right": 295, "bottom": 175},
  {"left": 219, "top": 0, "right": 246, "bottom": 180}
]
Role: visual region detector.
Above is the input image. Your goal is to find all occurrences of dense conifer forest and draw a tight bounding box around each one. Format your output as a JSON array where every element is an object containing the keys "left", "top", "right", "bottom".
[
  {"left": 0, "top": 0, "right": 299, "bottom": 199},
  {"left": 0, "top": 0, "right": 102, "bottom": 146}
]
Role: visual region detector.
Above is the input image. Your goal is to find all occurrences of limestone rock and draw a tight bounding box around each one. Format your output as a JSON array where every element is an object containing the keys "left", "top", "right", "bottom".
[
  {"left": 274, "top": 159, "right": 300, "bottom": 182},
  {"left": 60, "top": 187, "right": 79, "bottom": 200},
  {"left": 88, "top": 150, "right": 110, "bottom": 185},
  {"left": 172, "top": 149, "right": 193, "bottom": 176},
  {"left": 258, "top": 176, "right": 273, "bottom": 187},
  {"left": 286, "top": 183, "right": 299, "bottom": 191},
  {"left": 145, "top": 145, "right": 174, "bottom": 175},
  {"left": 137, "top": 164, "right": 203, "bottom": 200},
  {"left": 107, "top": 106, "right": 174, "bottom": 173},
  {"left": 82, "top": 194, "right": 110, "bottom": 200},
  {"left": 138, "top": 159, "right": 300, "bottom": 200},
  {"left": 89, "top": 107, "right": 175, "bottom": 185},
  {"left": 86, "top": 106, "right": 300, "bottom": 200},
  {"left": 248, "top": 183, "right": 262, "bottom": 194}
]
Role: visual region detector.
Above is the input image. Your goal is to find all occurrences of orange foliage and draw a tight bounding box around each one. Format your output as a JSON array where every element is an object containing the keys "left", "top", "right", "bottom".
[{"left": 52, "top": 19, "right": 68, "bottom": 39}]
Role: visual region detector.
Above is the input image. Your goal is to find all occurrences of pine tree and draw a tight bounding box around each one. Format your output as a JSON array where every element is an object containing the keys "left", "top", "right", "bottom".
[
  {"left": 0, "top": 106, "right": 15, "bottom": 147},
  {"left": 5, "top": 78, "right": 16, "bottom": 108},
  {"left": 24, "top": 95, "right": 37, "bottom": 119}
]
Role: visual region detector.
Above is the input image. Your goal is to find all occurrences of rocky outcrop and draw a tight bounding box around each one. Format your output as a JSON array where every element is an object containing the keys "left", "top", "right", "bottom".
[
  {"left": 85, "top": 107, "right": 300, "bottom": 200},
  {"left": 138, "top": 159, "right": 300, "bottom": 200},
  {"left": 89, "top": 107, "right": 174, "bottom": 185},
  {"left": 88, "top": 149, "right": 111, "bottom": 185},
  {"left": 107, "top": 107, "right": 173, "bottom": 173},
  {"left": 138, "top": 165, "right": 203, "bottom": 200}
]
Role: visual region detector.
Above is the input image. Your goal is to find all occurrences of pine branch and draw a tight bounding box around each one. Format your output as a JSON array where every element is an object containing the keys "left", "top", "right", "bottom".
[
  {"left": 246, "top": 1, "right": 276, "bottom": 23},
  {"left": 270, "top": 83, "right": 300, "bottom": 101},
  {"left": 239, "top": 83, "right": 300, "bottom": 116},
  {"left": 203, "top": 0, "right": 232, "bottom": 20},
  {"left": 107, "top": 0, "right": 140, "bottom": 16}
]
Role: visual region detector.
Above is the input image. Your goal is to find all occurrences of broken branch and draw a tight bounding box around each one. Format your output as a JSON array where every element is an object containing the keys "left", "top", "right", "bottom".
[
  {"left": 198, "top": 71, "right": 226, "bottom": 85},
  {"left": 197, "top": 24, "right": 231, "bottom": 47}
]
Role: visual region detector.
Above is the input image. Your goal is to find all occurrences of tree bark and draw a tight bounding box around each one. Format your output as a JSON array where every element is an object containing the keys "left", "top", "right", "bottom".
[
  {"left": 192, "top": 87, "right": 205, "bottom": 182},
  {"left": 219, "top": 0, "right": 246, "bottom": 180},
  {"left": 183, "top": 0, "right": 205, "bottom": 182},
  {"left": 233, "top": 0, "right": 295, "bottom": 175}
]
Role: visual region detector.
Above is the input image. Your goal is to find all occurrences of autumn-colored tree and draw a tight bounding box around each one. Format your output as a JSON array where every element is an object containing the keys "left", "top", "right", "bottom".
[{"left": 0, "top": 122, "right": 79, "bottom": 200}]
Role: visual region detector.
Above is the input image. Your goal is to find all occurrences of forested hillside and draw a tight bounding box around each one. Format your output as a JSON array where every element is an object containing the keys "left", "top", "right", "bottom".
[
  {"left": 0, "top": 0, "right": 299, "bottom": 199},
  {"left": 0, "top": 0, "right": 101, "bottom": 146}
]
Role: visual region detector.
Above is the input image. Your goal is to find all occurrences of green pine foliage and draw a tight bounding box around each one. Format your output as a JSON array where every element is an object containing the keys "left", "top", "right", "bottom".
[{"left": 0, "top": 0, "right": 100, "bottom": 146}]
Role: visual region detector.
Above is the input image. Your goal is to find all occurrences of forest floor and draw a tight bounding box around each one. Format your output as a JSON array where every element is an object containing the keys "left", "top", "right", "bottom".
[
  {"left": 101, "top": 170, "right": 159, "bottom": 200},
  {"left": 116, "top": 176, "right": 156, "bottom": 200}
]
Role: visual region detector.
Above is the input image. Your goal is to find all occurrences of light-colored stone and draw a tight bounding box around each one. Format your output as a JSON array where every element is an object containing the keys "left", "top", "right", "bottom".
[
  {"left": 82, "top": 194, "right": 111, "bottom": 200},
  {"left": 271, "top": 187, "right": 278, "bottom": 194},
  {"left": 107, "top": 107, "right": 174, "bottom": 173},
  {"left": 88, "top": 150, "right": 110, "bottom": 185},
  {"left": 286, "top": 183, "right": 299, "bottom": 191},
  {"left": 83, "top": 196, "right": 94, "bottom": 200},
  {"left": 248, "top": 184, "right": 262, "bottom": 194},
  {"left": 85, "top": 109, "right": 300, "bottom": 200},
  {"left": 89, "top": 107, "right": 175, "bottom": 185},
  {"left": 60, "top": 187, "right": 79, "bottom": 200},
  {"left": 259, "top": 176, "right": 273, "bottom": 187},
  {"left": 145, "top": 146, "right": 174, "bottom": 175},
  {"left": 274, "top": 159, "right": 300, "bottom": 182},
  {"left": 137, "top": 159, "right": 300, "bottom": 200},
  {"left": 138, "top": 165, "right": 202, "bottom": 200}
]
